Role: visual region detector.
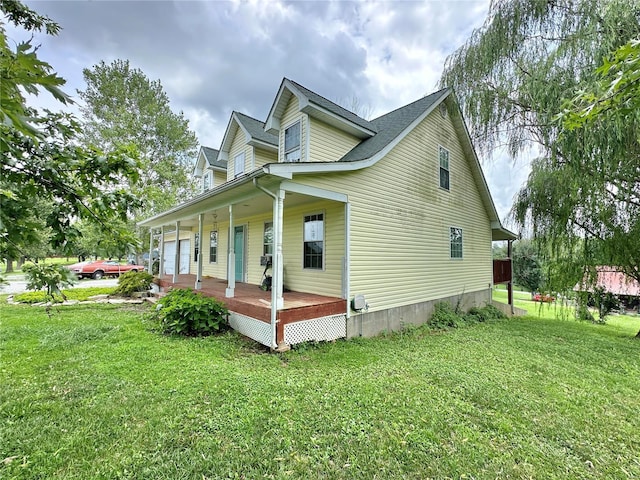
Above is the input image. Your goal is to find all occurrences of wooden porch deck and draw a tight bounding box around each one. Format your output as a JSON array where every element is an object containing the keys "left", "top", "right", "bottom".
[{"left": 157, "top": 275, "right": 347, "bottom": 327}]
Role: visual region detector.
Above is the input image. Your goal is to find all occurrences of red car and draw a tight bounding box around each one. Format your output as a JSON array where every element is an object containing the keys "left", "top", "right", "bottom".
[
  {"left": 533, "top": 293, "right": 556, "bottom": 303},
  {"left": 68, "top": 260, "right": 146, "bottom": 280}
]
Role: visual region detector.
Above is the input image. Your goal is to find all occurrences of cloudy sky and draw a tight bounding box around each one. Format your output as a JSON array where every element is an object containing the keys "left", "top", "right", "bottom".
[{"left": 9, "top": 0, "right": 530, "bottom": 225}]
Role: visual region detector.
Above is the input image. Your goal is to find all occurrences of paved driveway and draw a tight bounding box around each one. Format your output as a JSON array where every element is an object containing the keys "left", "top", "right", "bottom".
[{"left": 2, "top": 276, "right": 119, "bottom": 294}]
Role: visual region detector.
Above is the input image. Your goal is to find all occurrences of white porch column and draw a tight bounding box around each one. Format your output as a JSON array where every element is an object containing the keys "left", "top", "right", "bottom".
[
  {"left": 148, "top": 228, "right": 154, "bottom": 275},
  {"left": 274, "top": 189, "right": 285, "bottom": 309},
  {"left": 195, "top": 213, "right": 204, "bottom": 289},
  {"left": 173, "top": 221, "right": 180, "bottom": 284},
  {"left": 226, "top": 204, "right": 235, "bottom": 298},
  {"left": 159, "top": 226, "right": 165, "bottom": 277}
]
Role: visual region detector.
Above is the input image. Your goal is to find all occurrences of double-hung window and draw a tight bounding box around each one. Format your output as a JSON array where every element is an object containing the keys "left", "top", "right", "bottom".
[
  {"left": 202, "top": 172, "right": 211, "bottom": 192},
  {"left": 303, "top": 213, "right": 324, "bottom": 269},
  {"left": 439, "top": 146, "right": 450, "bottom": 190},
  {"left": 284, "top": 121, "right": 301, "bottom": 162},
  {"left": 234, "top": 152, "right": 245, "bottom": 178},
  {"left": 194, "top": 233, "right": 200, "bottom": 261},
  {"left": 450, "top": 227, "right": 463, "bottom": 259},
  {"left": 263, "top": 222, "right": 273, "bottom": 257},
  {"left": 209, "top": 231, "right": 218, "bottom": 263}
]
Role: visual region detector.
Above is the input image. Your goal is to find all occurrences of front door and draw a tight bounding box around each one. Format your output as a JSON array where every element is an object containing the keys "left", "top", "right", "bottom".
[
  {"left": 234, "top": 225, "right": 245, "bottom": 282},
  {"left": 164, "top": 241, "right": 176, "bottom": 275},
  {"left": 179, "top": 239, "right": 190, "bottom": 274}
]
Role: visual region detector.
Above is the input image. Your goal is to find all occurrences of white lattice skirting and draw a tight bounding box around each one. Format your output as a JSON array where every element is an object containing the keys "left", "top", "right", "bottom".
[
  {"left": 228, "top": 312, "right": 272, "bottom": 347},
  {"left": 284, "top": 314, "right": 347, "bottom": 345}
]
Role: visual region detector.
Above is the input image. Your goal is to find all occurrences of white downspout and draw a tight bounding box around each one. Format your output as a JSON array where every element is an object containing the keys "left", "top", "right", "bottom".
[
  {"left": 253, "top": 178, "right": 282, "bottom": 349},
  {"left": 195, "top": 213, "right": 204, "bottom": 289},
  {"left": 345, "top": 202, "right": 351, "bottom": 319},
  {"left": 173, "top": 221, "right": 180, "bottom": 283},
  {"left": 225, "top": 204, "right": 235, "bottom": 298},
  {"left": 275, "top": 188, "right": 285, "bottom": 310}
]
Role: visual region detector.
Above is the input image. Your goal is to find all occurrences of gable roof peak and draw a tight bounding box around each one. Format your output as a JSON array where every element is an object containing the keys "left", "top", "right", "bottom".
[{"left": 265, "top": 77, "right": 376, "bottom": 138}]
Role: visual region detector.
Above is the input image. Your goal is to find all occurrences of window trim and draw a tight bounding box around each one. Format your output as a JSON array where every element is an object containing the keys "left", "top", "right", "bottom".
[
  {"left": 439, "top": 145, "right": 450, "bottom": 191},
  {"left": 302, "top": 211, "right": 325, "bottom": 270},
  {"left": 209, "top": 230, "right": 218, "bottom": 264},
  {"left": 194, "top": 232, "right": 200, "bottom": 262},
  {"left": 450, "top": 226, "right": 463, "bottom": 259},
  {"left": 283, "top": 120, "right": 301, "bottom": 163},
  {"left": 263, "top": 221, "right": 273, "bottom": 257},
  {"left": 202, "top": 172, "right": 211, "bottom": 192},
  {"left": 234, "top": 152, "right": 245, "bottom": 178}
]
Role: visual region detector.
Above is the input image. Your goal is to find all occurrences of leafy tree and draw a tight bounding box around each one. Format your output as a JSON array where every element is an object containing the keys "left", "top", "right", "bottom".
[
  {"left": 512, "top": 239, "right": 543, "bottom": 296},
  {"left": 440, "top": 0, "right": 640, "bottom": 332},
  {"left": 73, "top": 218, "right": 137, "bottom": 260},
  {"left": 563, "top": 37, "right": 640, "bottom": 337},
  {"left": 563, "top": 38, "right": 640, "bottom": 127},
  {"left": 78, "top": 60, "right": 199, "bottom": 216},
  {"left": 492, "top": 243, "right": 507, "bottom": 260},
  {"left": 1, "top": 1, "right": 141, "bottom": 269}
]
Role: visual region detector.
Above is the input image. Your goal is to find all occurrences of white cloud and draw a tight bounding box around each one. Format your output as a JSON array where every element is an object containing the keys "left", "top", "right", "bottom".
[{"left": 14, "top": 0, "right": 525, "bottom": 220}]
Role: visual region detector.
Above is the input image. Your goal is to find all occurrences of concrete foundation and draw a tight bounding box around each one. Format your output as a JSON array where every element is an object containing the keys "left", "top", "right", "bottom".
[{"left": 346, "top": 288, "right": 492, "bottom": 339}]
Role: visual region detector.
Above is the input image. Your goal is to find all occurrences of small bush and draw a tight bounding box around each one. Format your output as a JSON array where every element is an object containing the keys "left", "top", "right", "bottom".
[
  {"left": 115, "top": 271, "right": 154, "bottom": 297},
  {"left": 429, "top": 302, "right": 462, "bottom": 329},
  {"left": 150, "top": 288, "right": 229, "bottom": 336},
  {"left": 429, "top": 303, "right": 507, "bottom": 329}
]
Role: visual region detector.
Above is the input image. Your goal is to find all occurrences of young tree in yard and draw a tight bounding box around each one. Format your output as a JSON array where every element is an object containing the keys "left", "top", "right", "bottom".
[
  {"left": 440, "top": 0, "right": 640, "bottom": 333},
  {"left": 78, "top": 60, "right": 199, "bottom": 217},
  {"left": 1, "top": 1, "right": 141, "bottom": 273}
]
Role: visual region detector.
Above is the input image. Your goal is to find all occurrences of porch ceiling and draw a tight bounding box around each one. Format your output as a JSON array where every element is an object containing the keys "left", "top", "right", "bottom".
[{"left": 142, "top": 172, "right": 340, "bottom": 229}]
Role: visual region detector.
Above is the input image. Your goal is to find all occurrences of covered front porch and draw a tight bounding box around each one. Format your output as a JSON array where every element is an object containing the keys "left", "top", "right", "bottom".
[
  {"left": 140, "top": 170, "right": 352, "bottom": 349},
  {"left": 157, "top": 274, "right": 347, "bottom": 348}
]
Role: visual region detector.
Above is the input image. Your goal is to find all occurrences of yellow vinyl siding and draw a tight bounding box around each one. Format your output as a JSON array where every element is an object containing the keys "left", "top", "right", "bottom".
[
  {"left": 308, "top": 117, "right": 360, "bottom": 162},
  {"left": 200, "top": 224, "right": 228, "bottom": 279},
  {"left": 254, "top": 147, "right": 277, "bottom": 169},
  {"left": 280, "top": 200, "right": 344, "bottom": 298},
  {"left": 295, "top": 108, "right": 492, "bottom": 312},
  {"left": 212, "top": 170, "right": 226, "bottom": 187},
  {"left": 227, "top": 129, "right": 251, "bottom": 181},
  {"left": 279, "top": 96, "right": 306, "bottom": 163}
]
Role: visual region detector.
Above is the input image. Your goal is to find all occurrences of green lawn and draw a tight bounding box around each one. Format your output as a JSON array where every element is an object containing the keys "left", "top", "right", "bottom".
[{"left": 1, "top": 297, "right": 639, "bottom": 479}]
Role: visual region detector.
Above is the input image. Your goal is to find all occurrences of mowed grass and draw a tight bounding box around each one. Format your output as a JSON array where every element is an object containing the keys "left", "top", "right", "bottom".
[{"left": 1, "top": 298, "right": 639, "bottom": 479}]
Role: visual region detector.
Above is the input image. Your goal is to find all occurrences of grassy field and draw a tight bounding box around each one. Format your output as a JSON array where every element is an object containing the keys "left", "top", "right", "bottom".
[
  {"left": 1, "top": 257, "right": 78, "bottom": 277},
  {"left": 1, "top": 296, "right": 639, "bottom": 479}
]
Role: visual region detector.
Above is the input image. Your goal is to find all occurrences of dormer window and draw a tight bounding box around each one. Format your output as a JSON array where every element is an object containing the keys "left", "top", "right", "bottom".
[
  {"left": 234, "top": 152, "right": 245, "bottom": 178},
  {"left": 284, "top": 121, "right": 301, "bottom": 162},
  {"left": 202, "top": 172, "right": 211, "bottom": 192}
]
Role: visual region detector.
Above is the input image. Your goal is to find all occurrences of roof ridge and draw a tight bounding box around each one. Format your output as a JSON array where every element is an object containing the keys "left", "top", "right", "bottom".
[
  {"left": 372, "top": 88, "right": 449, "bottom": 123},
  {"left": 287, "top": 78, "right": 372, "bottom": 125},
  {"left": 234, "top": 111, "right": 266, "bottom": 124}
]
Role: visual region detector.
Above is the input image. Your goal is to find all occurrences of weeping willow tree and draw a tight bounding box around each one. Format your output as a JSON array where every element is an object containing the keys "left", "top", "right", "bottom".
[{"left": 441, "top": 0, "right": 640, "bottom": 321}]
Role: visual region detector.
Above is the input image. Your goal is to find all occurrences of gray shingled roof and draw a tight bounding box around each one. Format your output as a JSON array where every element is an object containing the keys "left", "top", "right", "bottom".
[
  {"left": 235, "top": 112, "right": 278, "bottom": 146},
  {"left": 288, "top": 79, "right": 376, "bottom": 134},
  {"left": 339, "top": 89, "right": 449, "bottom": 162},
  {"left": 201, "top": 146, "right": 227, "bottom": 169}
]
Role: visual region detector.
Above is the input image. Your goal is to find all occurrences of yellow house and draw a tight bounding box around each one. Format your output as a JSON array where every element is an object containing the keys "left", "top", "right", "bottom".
[{"left": 139, "top": 78, "right": 516, "bottom": 350}]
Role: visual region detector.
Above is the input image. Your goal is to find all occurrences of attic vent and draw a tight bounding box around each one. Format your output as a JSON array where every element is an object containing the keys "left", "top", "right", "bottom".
[{"left": 439, "top": 102, "right": 448, "bottom": 118}]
